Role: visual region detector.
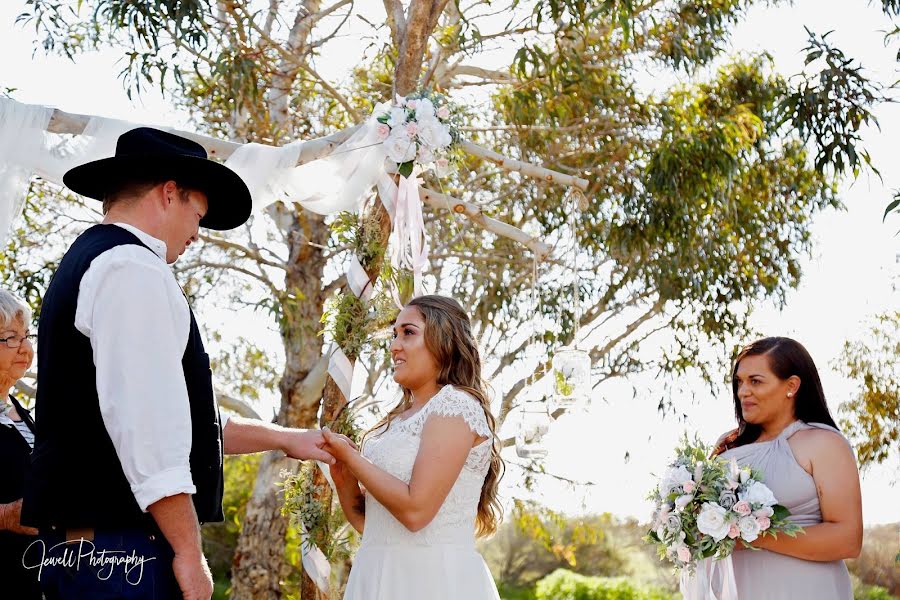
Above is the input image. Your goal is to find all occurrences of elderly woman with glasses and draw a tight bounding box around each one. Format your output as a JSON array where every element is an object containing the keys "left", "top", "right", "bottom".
[{"left": 0, "top": 289, "right": 40, "bottom": 598}]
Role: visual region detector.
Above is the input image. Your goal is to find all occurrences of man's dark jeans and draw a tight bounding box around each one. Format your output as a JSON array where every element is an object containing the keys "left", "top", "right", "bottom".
[{"left": 28, "top": 527, "right": 181, "bottom": 599}]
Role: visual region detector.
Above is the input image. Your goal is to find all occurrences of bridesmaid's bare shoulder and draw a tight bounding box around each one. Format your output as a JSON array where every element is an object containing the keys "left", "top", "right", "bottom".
[{"left": 789, "top": 427, "right": 854, "bottom": 470}]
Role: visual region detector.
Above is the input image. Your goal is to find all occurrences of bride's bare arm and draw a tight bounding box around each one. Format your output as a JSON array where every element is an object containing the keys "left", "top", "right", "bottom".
[{"left": 323, "top": 416, "right": 481, "bottom": 532}]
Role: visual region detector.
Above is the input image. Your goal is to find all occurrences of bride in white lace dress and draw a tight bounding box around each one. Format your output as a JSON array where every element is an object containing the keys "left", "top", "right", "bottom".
[{"left": 321, "top": 295, "right": 503, "bottom": 600}]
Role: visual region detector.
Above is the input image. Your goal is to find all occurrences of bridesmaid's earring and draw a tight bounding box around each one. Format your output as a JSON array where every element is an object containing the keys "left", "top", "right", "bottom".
[{"left": 787, "top": 392, "right": 794, "bottom": 398}]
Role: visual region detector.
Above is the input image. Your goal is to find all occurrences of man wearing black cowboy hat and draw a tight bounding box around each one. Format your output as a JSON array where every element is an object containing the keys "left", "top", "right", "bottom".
[{"left": 22, "top": 127, "right": 339, "bottom": 599}]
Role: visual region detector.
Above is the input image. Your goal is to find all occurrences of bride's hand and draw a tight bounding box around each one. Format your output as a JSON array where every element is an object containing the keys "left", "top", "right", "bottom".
[{"left": 321, "top": 428, "right": 358, "bottom": 463}]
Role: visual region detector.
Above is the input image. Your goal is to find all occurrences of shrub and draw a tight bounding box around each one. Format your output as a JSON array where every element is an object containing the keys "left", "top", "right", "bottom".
[
  {"left": 535, "top": 569, "right": 675, "bottom": 600},
  {"left": 854, "top": 583, "right": 895, "bottom": 600}
]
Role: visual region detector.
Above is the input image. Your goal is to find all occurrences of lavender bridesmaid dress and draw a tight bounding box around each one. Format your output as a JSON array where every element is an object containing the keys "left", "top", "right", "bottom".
[{"left": 720, "top": 421, "right": 854, "bottom": 600}]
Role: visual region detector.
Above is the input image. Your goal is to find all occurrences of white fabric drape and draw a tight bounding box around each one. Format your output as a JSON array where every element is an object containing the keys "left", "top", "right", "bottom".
[
  {"left": 0, "top": 98, "right": 53, "bottom": 245},
  {"left": 224, "top": 102, "right": 391, "bottom": 215},
  {"left": 0, "top": 97, "right": 146, "bottom": 244}
]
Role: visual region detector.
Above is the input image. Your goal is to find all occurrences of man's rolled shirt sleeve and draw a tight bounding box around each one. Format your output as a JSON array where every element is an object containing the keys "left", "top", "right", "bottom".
[{"left": 76, "top": 249, "right": 196, "bottom": 511}]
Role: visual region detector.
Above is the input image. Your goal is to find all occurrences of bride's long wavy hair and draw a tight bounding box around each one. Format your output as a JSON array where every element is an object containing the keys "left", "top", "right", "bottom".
[{"left": 363, "top": 295, "right": 505, "bottom": 537}]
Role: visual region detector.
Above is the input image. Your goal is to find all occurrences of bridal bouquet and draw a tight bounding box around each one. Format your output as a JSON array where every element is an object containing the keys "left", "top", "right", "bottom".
[
  {"left": 646, "top": 436, "right": 801, "bottom": 573},
  {"left": 377, "top": 92, "right": 458, "bottom": 177}
]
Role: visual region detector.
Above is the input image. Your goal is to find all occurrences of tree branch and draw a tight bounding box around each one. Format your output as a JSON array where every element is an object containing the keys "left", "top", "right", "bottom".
[
  {"left": 461, "top": 141, "right": 589, "bottom": 190},
  {"left": 383, "top": 0, "right": 407, "bottom": 48},
  {"left": 216, "top": 389, "right": 264, "bottom": 419},
  {"left": 200, "top": 233, "right": 287, "bottom": 270},
  {"left": 419, "top": 187, "right": 551, "bottom": 259}
]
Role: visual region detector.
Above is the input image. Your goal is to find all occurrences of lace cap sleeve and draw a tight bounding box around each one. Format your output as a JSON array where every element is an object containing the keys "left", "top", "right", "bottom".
[{"left": 426, "top": 386, "right": 492, "bottom": 438}]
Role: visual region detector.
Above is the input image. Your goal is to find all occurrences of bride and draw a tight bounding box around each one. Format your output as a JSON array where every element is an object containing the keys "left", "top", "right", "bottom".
[{"left": 321, "top": 294, "right": 503, "bottom": 599}]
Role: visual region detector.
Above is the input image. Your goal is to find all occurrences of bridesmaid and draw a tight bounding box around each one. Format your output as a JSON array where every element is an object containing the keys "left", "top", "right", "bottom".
[{"left": 714, "top": 337, "right": 862, "bottom": 600}]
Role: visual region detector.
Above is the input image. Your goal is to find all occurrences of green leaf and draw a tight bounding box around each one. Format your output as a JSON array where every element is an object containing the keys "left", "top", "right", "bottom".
[{"left": 883, "top": 196, "right": 900, "bottom": 222}]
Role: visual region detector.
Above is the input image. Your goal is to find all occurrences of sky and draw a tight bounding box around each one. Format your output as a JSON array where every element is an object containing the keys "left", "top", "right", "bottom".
[{"left": 0, "top": 0, "right": 897, "bottom": 525}]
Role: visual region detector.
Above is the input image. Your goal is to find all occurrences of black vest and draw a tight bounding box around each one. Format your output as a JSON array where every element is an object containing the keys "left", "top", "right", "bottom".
[{"left": 22, "top": 224, "right": 224, "bottom": 529}]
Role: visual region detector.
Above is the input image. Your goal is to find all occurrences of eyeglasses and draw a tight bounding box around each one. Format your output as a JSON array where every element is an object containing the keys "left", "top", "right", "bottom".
[{"left": 0, "top": 334, "right": 36, "bottom": 349}]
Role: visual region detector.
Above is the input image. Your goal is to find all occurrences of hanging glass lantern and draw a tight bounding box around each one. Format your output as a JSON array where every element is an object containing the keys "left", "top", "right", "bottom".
[
  {"left": 515, "top": 399, "right": 552, "bottom": 458},
  {"left": 551, "top": 346, "right": 592, "bottom": 411}
]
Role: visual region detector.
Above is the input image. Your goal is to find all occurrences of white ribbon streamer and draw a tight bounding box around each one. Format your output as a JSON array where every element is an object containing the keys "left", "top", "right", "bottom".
[
  {"left": 347, "top": 255, "right": 374, "bottom": 302},
  {"left": 326, "top": 344, "right": 354, "bottom": 402},
  {"left": 299, "top": 522, "right": 332, "bottom": 596},
  {"left": 389, "top": 173, "right": 429, "bottom": 299},
  {"left": 680, "top": 556, "right": 739, "bottom": 600}
]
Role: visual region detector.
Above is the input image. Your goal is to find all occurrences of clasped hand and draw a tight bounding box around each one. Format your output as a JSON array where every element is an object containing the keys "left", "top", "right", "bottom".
[{"left": 321, "top": 428, "right": 362, "bottom": 490}]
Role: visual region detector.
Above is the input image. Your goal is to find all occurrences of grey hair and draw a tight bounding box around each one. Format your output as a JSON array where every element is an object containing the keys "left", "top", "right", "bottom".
[{"left": 0, "top": 290, "right": 32, "bottom": 331}]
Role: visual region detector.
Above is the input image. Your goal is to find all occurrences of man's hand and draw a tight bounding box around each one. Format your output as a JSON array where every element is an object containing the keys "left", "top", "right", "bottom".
[
  {"left": 0, "top": 499, "right": 38, "bottom": 535},
  {"left": 173, "top": 550, "right": 213, "bottom": 600},
  {"left": 281, "top": 429, "right": 339, "bottom": 464}
]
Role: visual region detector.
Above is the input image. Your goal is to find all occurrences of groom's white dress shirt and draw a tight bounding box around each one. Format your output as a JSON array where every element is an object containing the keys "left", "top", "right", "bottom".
[{"left": 74, "top": 222, "right": 223, "bottom": 512}]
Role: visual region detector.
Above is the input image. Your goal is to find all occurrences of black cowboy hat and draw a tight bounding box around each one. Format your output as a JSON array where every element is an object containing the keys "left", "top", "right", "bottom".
[{"left": 63, "top": 127, "right": 251, "bottom": 230}]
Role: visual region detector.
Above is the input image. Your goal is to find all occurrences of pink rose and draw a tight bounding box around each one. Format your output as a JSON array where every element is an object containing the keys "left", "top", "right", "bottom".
[
  {"left": 406, "top": 122, "right": 418, "bottom": 138},
  {"left": 756, "top": 516, "right": 771, "bottom": 531},
  {"left": 376, "top": 124, "right": 391, "bottom": 140},
  {"left": 727, "top": 523, "right": 740, "bottom": 539},
  {"left": 677, "top": 546, "right": 691, "bottom": 562},
  {"left": 406, "top": 99, "right": 418, "bottom": 110},
  {"left": 733, "top": 501, "right": 752, "bottom": 516},
  {"left": 682, "top": 480, "right": 696, "bottom": 494},
  {"left": 437, "top": 105, "right": 451, "bottom": 119}
]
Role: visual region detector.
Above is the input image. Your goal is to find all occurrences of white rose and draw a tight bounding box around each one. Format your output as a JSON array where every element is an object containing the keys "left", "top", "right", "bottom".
[
  {"left": 674, "top": 494, "right": 694, "bottom": 512},
  {"left": 383, "top": 129, "right": 416, "bottom": 164},
  {"left": 738, "top": 515, "right": 761, "bottom": 542},
  {"left": 662, "top": 465, "right": 693, "bottom": 494},
  {"left": 740, "top": 481, "right": 778, "bottom": 507},
  {"left": 417, "top": 117, "right": 451, "bottom": 150},
  {"left": 417, "top": 146, "right": 435, "bottom": 164},
  {"left": 438, "top": 125, "right": 452, "bottom": 147},
  {"left": 415, "top": 97, "right": 435, "bottom": 119},
  {"left": 696, "top": 502, "right": 731, "bottom": 542},
  {"left": 739, "top": 468, "right": 752, "bottom": 484},
  {"left": 388, "top": 107, "right": 408, "bottom": 127},
  {"left": 753, "top": 506, "right": 774, "bottom": 518}
]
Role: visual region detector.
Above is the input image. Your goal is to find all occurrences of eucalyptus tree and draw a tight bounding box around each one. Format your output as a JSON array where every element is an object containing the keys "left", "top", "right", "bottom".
[{"left": 6, "top": 0, "right": 883, "bottom": 596}]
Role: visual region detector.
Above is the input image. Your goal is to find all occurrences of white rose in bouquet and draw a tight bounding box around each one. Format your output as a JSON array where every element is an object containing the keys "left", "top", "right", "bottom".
[
  {"left": 417, "top": 117, "right": 451, "bottom": 150},
  {"left": 738, "top": 515, "right": 762, "bottom": 542},
  {"left": 662, "top": 465, "right": 693, "bottom": 494},
  {"left": 414, "top": 97, "right": 436, "bottom": 119},
  {"left": 674, "top": 494, "right": 694, "bottom": 512},
  {"left": 696, "top": 502, "right": 731, "bottom": 541},
  {"left": 753, "top": 506, "right": 774, "bottom": 518},
  {"left": 741, "top": 480, "right": 778, "bottom": 507},
  {"left": 388, "top": 107, "right": 409, "bottom": 128},
  {"left": 437, "top": 126, "right": 452, "bottom": 148},
  {"left": 417, "top": 146, "right": 435, "bottom": 164},
  {"left": 384, "top": 129, "right": 417, "bottom": 164}
]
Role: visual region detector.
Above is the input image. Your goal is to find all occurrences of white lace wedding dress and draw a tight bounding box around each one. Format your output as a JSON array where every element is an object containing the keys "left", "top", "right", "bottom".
[{"left": 343, "top": 385, "right": 501, "bottom": 600}]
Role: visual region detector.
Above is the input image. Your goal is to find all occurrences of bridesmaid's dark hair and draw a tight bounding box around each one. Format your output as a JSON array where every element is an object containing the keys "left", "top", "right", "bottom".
[{"left": 714, "top": 337, "right": 839, "bottom": 455}]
